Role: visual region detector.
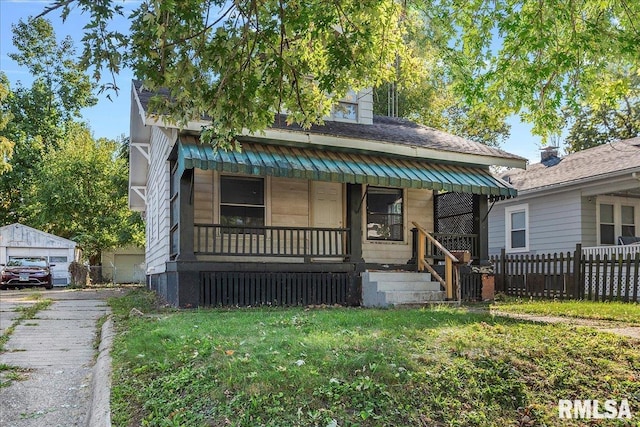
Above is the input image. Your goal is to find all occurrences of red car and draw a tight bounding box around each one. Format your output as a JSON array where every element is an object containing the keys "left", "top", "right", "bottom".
[{"left": 0, "top": 257, "right": 54, "bottom": 290}]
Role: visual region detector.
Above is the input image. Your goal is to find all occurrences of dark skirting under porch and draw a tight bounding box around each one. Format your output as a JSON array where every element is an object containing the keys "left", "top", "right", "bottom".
[{"left": 149, "top": 261, "right": 361, "bottom": 307}]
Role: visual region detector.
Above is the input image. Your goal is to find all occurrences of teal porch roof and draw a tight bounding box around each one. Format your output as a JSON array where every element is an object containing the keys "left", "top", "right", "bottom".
[{"left": 176, "top": 140, "right": 517, "bottom": 198}]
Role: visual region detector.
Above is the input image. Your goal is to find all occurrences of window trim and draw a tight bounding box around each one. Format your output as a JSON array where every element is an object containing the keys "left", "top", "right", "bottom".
[
  {"left": 505, "top": 204, "right": 529, "bottom": 253},
  {"left": 215, "top": 173, "right": 270, "bottom": 227}
]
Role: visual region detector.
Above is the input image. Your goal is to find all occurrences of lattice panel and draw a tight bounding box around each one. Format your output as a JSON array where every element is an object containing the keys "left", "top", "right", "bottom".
[{"left": 434, "top": 192, "right": 476, "bottom": 235}]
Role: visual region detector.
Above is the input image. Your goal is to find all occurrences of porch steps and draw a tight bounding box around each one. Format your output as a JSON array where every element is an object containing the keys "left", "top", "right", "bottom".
[{"left": 362, "top": 271, "right": 446, "bottom": 307}]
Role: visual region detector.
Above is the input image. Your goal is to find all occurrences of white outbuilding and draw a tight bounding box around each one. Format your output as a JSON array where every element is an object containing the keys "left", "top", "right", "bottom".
[{"left": 0, "top": 223, "right": 77, "bottom": 286}]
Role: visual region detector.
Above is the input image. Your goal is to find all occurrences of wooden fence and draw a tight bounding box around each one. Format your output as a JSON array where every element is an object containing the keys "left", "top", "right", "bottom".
[{"left": 492, "top": 244, "right": 640, "bottom": 302}]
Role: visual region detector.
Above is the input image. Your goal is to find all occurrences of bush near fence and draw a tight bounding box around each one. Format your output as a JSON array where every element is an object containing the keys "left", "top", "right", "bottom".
[{"left": 491, "top": 244, "right": 640, "bottom": 302}]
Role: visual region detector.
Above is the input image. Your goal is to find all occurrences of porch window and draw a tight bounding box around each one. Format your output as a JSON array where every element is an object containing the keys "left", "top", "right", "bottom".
[
  {"left": 367, "top": 187, "right": 403, "bottom": 241},
  {"left": 220, "top": 176, "right": 265, "bottom": 229},
  {"left": 599, "top": 203, "right": 615, "bottom": 245},
  {"left": 621, "top": 205, "right": 635, "bottom": 237},
  {"left": 505, "top": 204, "right": 528, "bottom": 252}
]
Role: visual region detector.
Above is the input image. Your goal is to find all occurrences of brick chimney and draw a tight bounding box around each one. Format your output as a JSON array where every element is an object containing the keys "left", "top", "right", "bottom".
[{"left": 540, "top": 146, "right": 559, "bottom": 162}]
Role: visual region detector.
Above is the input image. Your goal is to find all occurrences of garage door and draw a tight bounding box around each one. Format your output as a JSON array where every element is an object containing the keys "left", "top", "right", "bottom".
[
  {"left": 113, "top": 254, "right": 145, "bottom": 283},
  {"left": 6, "top": 248, "right": 71, "bottom": 286}
]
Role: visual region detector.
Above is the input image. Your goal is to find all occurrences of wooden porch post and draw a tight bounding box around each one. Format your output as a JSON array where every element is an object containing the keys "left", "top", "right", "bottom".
[
  {"left": 177, "top": 169, "right": 196, "bottom": 261},
  {"left": 346, "top": 183, "right": 364, "bottom": 265},
  {"left": 475, "top": 195, "right": 489, "bottom": 261}
]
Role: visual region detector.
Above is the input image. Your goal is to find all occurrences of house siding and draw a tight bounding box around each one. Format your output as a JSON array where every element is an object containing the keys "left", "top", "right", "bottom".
[
  {"left": 145, "top": 127, "right": 173, "bottom": 275},
  {"left": 489, "top": 190, "right": 584, "bottom": 255},
  {"left": 362, "top": 188, "right": 433, "bottom": 264},
  {"left": 194, "top": 169, "right": 214, "bottom": 224},
  {"left": 581, "top": 196, "right": 598, "bottom": 247},
  {"left": 271, "top": 177, "right": 309, "bottom": 227}
]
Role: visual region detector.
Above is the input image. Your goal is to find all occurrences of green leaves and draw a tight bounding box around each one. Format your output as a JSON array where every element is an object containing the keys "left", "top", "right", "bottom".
[{"left": 26, "top": 125, "right": 144, "bottom": 261}]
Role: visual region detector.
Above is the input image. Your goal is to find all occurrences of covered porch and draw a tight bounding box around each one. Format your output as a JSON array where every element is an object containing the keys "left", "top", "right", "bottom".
[{"left": 162, "top": 137, "right": 516, "bottom": 307}]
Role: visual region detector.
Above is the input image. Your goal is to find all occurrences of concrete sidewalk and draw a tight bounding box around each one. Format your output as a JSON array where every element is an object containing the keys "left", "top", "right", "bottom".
[{"left": 0, "top": 288, "right": 121, "bottom": 427}]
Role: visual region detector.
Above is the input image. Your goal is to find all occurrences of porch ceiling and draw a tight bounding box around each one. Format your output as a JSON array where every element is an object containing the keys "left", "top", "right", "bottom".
[{"left": 176, "top": 139, "right": 517, "bottom": 198}]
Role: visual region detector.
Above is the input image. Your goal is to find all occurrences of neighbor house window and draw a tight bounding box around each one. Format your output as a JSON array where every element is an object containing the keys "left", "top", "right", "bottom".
[
  {"left": 505, "top": 204, "right": 528, "bottom": 252},
  {"left": 621, "top": 205, "right": 635, "bottom": 237},
  {"left": 367, "top": 187, "right": 403, "bottom": 241},
  {"left": 220, "top": 176, "right": 265, "bottom": 229},
  {"left": 597, "top": 198, "right": 640, "bottom": 245},
  {"left": 599, "top": 203, "right": 615, "bottom": 245}
]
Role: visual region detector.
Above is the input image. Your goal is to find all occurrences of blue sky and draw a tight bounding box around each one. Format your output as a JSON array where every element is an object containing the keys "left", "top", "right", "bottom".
[{"left": 1, "top": 0, "right": 545, "bottom": 164}]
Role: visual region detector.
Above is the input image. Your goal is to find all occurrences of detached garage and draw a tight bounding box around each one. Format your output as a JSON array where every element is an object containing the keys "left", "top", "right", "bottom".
[
  {"left": 101, "top": 246, "right": 145, "bottom": 283},
  {"left": 0, "top": 223, "right": 77, "bottom": 286}
]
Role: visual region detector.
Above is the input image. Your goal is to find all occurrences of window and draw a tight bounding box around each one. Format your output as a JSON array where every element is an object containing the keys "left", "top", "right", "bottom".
[
  {"left": 597, "top": 198, "right": 640, "bottom": 245},
  {"left": 367, "top": 187, "right": 403, "bottom": 241},
  {"left": 621, "top": 205, "right": 635, "bottom": 237},
  {"left": 600, "top": 203, "right": 615, "bottom": 245},
  {"left": 334, "top": 102, "right": 358, "bottom": 121},
  {"left": 505, "top": 204, "right": 528, "bottom": 252},
  {"left": 49, "top": 256, "right": 68, "bottom": 263},
  {"left": 220, "top": 176, "right": 265, "bottom": 229}
]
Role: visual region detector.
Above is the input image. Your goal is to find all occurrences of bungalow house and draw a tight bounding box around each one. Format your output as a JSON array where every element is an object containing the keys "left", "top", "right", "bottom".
[
  {"left": 129, "top": 80, "right": 525, "bottom": 307},
  {"left": 488, "top": 138, "right": 640, "bottom": 257}
]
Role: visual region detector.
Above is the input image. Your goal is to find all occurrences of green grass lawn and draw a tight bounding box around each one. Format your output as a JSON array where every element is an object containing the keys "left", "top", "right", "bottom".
[
  {"left": 109, "top": 290, "right": 640, "bottom": 427},
  {"left": 492, "top": 298, "right": 640, "bottom": 324}
]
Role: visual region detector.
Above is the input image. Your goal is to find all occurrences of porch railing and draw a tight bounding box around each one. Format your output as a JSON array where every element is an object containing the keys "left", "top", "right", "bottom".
[
  {"left": 582, "top": 244, "right": 640, "bottom": 259},
  {"left": 430, "top": 232, "right": 478, "bottom": 261},
  {"left": 412, "top": 221, "right": 459, "bottom": 301},
  {"left": 194, "top": 224, "right": 350, "bottom": 259}
]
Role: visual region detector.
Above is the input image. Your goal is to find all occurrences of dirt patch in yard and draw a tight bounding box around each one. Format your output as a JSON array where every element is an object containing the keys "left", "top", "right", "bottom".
[{"left": 490, "top": 310, "right": 640, "bottom": 340}]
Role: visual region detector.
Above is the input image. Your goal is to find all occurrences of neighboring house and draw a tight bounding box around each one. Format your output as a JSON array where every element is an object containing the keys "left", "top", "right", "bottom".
[
  {"left": 101, "top": 246, "right": 145, "bottom": 283},
  {"left": 0, "top": 223, "right": 77, "bottom": 286},
  {"left": 489, "top": 138, "right": 640, "bottom": 256},
  {"left": 129, "top": 80, "right": 525, "bottom": 307}
]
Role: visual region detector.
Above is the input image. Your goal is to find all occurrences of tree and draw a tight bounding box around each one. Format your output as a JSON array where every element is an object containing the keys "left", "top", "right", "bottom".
[
  {"left": 564, "top": 72, "right": 640, "bottom": 152},
  {"left": 26, "top": 124, "right": 144, "bottom": 263},
  {"left": 41, "top": 0, "right": 639, "bottom": 144},
  {"left": 0, "top": 17, "right": 97, "bottom": 224},
  {"left": 0, "top": 74, "right": 14, "bottom": 174}
]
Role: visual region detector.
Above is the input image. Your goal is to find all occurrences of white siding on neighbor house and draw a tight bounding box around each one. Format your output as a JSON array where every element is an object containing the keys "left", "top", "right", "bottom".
[
  {"left": 145, "top": 127, "right": 173, "bottom": 275},
  {"left": 362, "top": 188, "right": 433, "bottom": 265},
  {"left": 488, "top": 190, "right": 584, "bottom": 256},
  {"left": 581, "top": 196, "right": 598, "bottom": 248}
]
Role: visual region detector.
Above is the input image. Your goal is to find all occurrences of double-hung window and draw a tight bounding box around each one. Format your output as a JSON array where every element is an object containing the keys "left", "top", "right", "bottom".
[
  {"left": 505, "top": 204, "right": 528, "bottom": 252},
  {"left": 366, "top": 187, "right": 403, "bottom": 241},
  {"left": 220, "top": 176, "right": 265, "bottom": 231},
  {"left": 597, "top": 198, "right": 639, "bottom": 245},
  {"left": 599, "top": 203, "right": 615, "bottom": 245}
]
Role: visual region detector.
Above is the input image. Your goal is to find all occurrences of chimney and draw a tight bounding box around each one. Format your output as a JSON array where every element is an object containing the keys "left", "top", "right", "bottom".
[{"left": 540, "top": 146, "right": 559, "bottom": 163}]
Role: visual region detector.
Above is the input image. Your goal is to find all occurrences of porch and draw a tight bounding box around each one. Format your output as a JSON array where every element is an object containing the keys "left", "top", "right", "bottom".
[{"left": 159, "top": 138, "right": 516, "bottom": 307}]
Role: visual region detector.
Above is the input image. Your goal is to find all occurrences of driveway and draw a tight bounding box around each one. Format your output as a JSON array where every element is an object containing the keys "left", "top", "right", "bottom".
[{"left": 0, "top": 287, "right": 123, "bottom": 427}]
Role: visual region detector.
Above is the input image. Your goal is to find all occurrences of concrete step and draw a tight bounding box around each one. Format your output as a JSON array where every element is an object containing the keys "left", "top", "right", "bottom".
[
  {"left": 382, "top": 290, "right": 447, "bottom": 305},
  {"left": 364, "top": 271, "right": 433, "bottom": 283},
  {"left": 375, "top": 280, "right": 441, "bottom": 292}
]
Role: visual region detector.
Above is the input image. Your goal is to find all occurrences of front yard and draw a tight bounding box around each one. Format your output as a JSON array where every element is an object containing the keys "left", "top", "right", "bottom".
[
  {"left": 492, "top": 298, "right": 640, "bottom": 324},
  {"left": 109, "top": 291, "right": 639, "bottom": 426}
]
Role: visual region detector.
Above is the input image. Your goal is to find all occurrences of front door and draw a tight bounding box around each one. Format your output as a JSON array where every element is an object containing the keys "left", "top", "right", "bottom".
[
  {"left": 311, "top": 182, "right": 343, "bottom": 258},
  {"left": 311, "top": 182, "right": 343, "bottom": 228}
]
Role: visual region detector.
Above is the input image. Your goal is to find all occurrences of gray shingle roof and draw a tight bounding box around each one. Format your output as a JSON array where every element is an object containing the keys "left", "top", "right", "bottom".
[
  {"left": 133, "top": 80, "right": 525, "bottom": 163},
  {"left": 502, "top": 137, "right": 640, "bottom": 191},
  {"left": 269, "top": 114, "right": 525, "bottom": 162}
]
